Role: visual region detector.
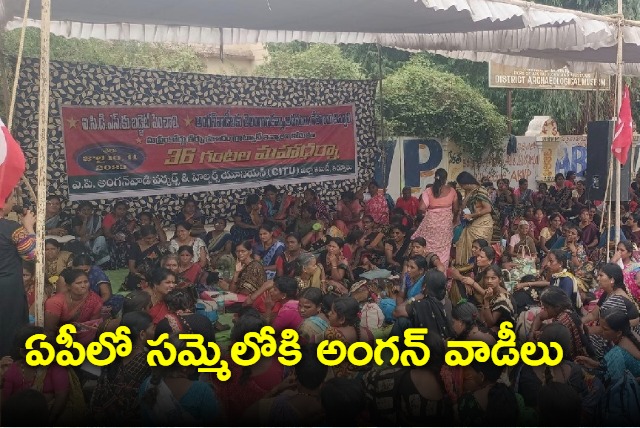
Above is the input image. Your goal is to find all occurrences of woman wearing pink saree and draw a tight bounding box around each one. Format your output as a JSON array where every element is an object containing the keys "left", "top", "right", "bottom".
[{"left": 412, "top": 169, "right": 458, "bottom": 268}]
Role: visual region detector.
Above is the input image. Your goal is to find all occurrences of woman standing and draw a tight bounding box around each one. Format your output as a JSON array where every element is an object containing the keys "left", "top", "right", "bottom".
[
  {"left": 413, "top": 169, "right": 458, "bottom": 267},
  {"left": 103, "top": 200, "right": 136, "bottom": 269},
  {"left": 454, "top": 172, "right": 494, "bottom": 266},
  {"left": 169, "top": 222, "right": 208, "bottom": 268},
  {"left": 0, "top": 196, "right": 36, "bottom": 356},
  {"left": 219, "top": 241, "right": 267, "bottom": 296},
  {"left": 145, "top": 268, "right": 177, "bottom": 325},
  {"left": 252, "top": 222, "right": 285, "bottom": 280}
]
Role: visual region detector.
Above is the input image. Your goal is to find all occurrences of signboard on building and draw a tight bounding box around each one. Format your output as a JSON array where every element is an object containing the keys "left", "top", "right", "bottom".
[{"left": 489, "top": 62, "right": 610, "bottom": 91}]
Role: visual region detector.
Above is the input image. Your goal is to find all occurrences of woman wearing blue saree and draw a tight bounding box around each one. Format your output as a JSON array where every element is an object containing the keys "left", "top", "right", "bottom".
[
  {"left": 252, "top": 222, "right": 285, "bottom": 280},
  {"left": 378, "top": 255, "right": 429, "bottom": 323}
]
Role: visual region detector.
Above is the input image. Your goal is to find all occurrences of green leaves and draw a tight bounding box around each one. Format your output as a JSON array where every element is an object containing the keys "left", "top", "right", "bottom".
[
  {"left": 383, "top": 58, "right": 507, "bottom": 164},
  {"left": 2, "top": 28, "right": 205, "bottom": 73},
  {"left": 256, "top": 44, "right": 364, "bottom": 80}
]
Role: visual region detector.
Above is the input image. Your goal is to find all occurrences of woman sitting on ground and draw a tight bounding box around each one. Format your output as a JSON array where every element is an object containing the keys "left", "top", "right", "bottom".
[
  {"left": 318, "top": 237, "right": 354, "bottom": 295},
  {"left": 576, "top": 308, "right": 640, "bottom": 382},
  {"left": 44, "top": 238, "right": 72, "bottom": 281},
  {"left": 451, "top": 301, "right": 496, "bottom": 344},
  {"left": 275, "top": 232, "right": 305, "bottom": 278},
  {"left": 297, "top": 288, "right": 332, "bottom": 344},
  {"left": 383, "top": 224, "right": 412, "bottom": 274},
  {"left": 406, "top": 237, "right": 446, "bottom": 273},
  {"left": 205, "top": 218, "right": 234, "bottom": 277},
  {"left": 96, "top": 290, "right": 152, "bottom": 335},
  {"left": 169, "top": 222, "right": 208, "bottom": 269},
  {"left": 335, "top": 190, "right": 363, "bottom": 235},
  {"left": 103, "top": 200, "right": 136, "bottom": 269},
  {"left": 324, "top": 296, "right": 374, "bottom": 378},
  {"left": 59, "top": 254, "right": 123, "bottom": 314},
  {"left": 211, "top": 309, "right": 286, "bottom": 421},
  {"left": 479, "top": 265, "right": 516, "bottom": 331},
  {"left": 1, "top": 326, "right": 75, "bottom": 425},
  {"left": 145, "top": 267, "right": 177, "bottom": 325},
  {"left": 23, "top": 261, "right": 53, "bottom": 324},
  {"left": 218, "top": 241, "right": 267, "bottom": 296},
  {"left": 125, "top": 225, "right": 167, "bottom": 290},
  {"left": 137, "top": 211, "right": 167, "bottom": 243},
  {"left": 230, "top": 194, "right": 262, "bottom": 244},
  {"left": 72, "top": 201, "right": 109, "bottom": 265},
  {"left": 44, "top": 268, "right": 103, "bottom": 343},
  {"left": 293, "top": 252, "right": 324, "bottom": 291},
  {"left": 155, "top": 288, "right": 215, "bottom": 343},
  {"left": 529, "top": 287, "right": 591, "bottom": 360},
  {"left": 139, "top": 334, "right": 221, "bottom": 425},
  {"left": 252, "top": 221, "right": 285, "bottom": 280},
  {"left": 90, "top": 311, "right": 154, "bottom": 426},
  {"left": 176, "top": 245, "right": 204, "bottom": 287},
  {"left": 173, "top": 197, "right": 205, "bottom": 235}
]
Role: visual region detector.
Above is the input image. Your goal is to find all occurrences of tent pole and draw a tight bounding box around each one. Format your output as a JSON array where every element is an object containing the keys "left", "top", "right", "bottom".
[
  {"left": 34, "top": 0, "right": 51, "bottom": 327},
  {"left": 614, "top": 3, "right": 623, "bottom": 246},
  {"left": 8, "top": 0, "right": 31, "bottom": 131},
  {"left": 377, "top": 42, "right": 387, "bottom": 188}
]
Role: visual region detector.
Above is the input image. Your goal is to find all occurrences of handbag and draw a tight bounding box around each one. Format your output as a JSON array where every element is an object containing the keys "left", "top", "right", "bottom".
[{"left": 510, "top": 242, "right": 537, "bottom": 282}]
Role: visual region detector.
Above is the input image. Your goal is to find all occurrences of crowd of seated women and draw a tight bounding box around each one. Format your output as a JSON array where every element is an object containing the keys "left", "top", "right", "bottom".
[{"left": 5, "top": 175, "right": 640, "bottom": 425}]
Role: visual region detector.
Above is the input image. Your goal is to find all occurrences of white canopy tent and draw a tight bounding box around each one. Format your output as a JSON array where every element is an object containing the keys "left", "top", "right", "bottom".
[
  {"left": 3, "top": 0, "right": 640, "bottom": 75},
  {"left": 0, "top": 0, "right": 631, "bottom": 326}
]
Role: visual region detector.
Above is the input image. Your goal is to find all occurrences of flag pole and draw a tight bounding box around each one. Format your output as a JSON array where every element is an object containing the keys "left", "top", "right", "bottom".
[
  {"left": 34, "top": 0, "right": 52, "bottom": 327},
  {"left": 614, "top": 2, "right": 624, "bottom": 246}
]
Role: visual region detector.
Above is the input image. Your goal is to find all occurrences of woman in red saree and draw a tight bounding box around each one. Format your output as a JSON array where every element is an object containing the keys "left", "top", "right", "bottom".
[
  {"left": 44, "top": 268, "right": 103, "bottom": 344},
  {"left": 145, "top": 267, "right": 177, "bottom": 324}
]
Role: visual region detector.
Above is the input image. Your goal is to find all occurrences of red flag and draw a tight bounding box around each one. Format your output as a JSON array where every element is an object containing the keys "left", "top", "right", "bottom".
[
  {"left": 0, "top": 118, "right": 26, "bottom": 209},
  {"left": 612, "top": 85, "right": 633, "bottom": 165}
]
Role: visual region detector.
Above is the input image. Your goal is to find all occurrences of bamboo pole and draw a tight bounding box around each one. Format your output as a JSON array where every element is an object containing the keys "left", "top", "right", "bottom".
[
  {"left": 496, "top": 0, "right": 640, "bottom": 26},
  {"left": 7, "top": 0, "right": 31, "bottom": 130},
  {"left": 614, "top": 2, "right": 624, "bottom": 246},
  {"left": 34, "top": 0, "right": 51, "bottom": 327}
]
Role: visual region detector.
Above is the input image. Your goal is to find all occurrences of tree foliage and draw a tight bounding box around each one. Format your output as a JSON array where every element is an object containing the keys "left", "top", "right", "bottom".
[
  {"left": 2, "top": 27, "right": 206, "bottom": 72},
  {"left": 383, "top": 57, "right": 507, "bottom": 163},
  {"left": 255, "top": 44, "right": 364, "bottom": 79}
]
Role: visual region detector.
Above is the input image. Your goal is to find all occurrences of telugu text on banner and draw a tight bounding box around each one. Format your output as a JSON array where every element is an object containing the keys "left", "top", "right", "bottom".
[{"left": 60, "top": 104, "right": 357, "bottom": 200}]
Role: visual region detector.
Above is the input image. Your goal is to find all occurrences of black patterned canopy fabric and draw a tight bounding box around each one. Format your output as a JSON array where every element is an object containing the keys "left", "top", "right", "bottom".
[{"left": 12, "top": 57, "right": 378, "bottom": 225}]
